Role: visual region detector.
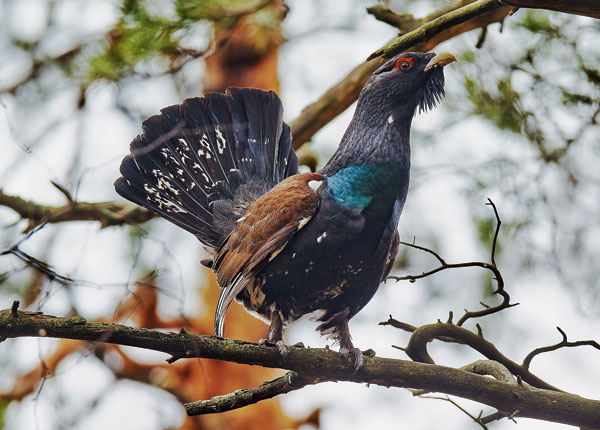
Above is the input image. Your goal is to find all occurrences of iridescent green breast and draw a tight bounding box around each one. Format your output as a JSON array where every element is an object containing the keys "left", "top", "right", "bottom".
[{"left": 326, "top": 162, "right": 409, "bottom": 216}]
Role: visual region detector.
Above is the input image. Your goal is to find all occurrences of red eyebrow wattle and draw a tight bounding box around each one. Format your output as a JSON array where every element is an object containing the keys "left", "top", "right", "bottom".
[{"left": 392, "top": 57, "right": 414, "bottom": 70}]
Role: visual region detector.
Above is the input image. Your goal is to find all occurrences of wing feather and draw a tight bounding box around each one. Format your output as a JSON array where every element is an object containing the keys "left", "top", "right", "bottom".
[{"left": 213, "top": 172, "right": 323, "bottom": 336}]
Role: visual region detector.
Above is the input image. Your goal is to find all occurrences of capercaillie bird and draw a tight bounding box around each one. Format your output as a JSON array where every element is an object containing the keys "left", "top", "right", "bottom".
[{"left": 115, "top": 51, "right": 455, "bottom": 368}]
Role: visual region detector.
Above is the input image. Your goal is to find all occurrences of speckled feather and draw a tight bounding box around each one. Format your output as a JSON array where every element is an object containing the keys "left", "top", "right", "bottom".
[{"left": 115, "top": 88, "right": 298, "bottom": 249}]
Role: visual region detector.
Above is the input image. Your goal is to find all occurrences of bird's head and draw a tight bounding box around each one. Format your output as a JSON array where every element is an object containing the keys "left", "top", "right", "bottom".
[
  {"left": 322, "top": 51, "right": 455, "bottom": 174},
  {"left": 361, "top": 51, "right": 456, "bottom": 117}
]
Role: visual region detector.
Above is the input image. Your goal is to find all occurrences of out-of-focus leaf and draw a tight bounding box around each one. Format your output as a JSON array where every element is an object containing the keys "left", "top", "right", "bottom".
[
  {"left": 517, "top": 10, "right": 557, "bottom": 34},
  {"left": 465, "top": 77, "right": 523, "bottom": 133}
]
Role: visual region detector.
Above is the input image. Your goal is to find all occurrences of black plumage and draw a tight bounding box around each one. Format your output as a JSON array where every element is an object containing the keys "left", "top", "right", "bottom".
[{"left": 115, "top": 51, "right": 455, "bottom": 368}]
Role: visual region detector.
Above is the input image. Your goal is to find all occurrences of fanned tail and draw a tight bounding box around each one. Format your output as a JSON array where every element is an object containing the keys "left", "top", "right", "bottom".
[{"left": 115, "top": 87, "right": 298, "bottom": 249}]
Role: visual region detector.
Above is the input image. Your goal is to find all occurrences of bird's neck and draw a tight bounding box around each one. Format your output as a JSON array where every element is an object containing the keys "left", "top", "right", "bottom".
[
  {"left": 322, "top": 102, "right": 414, "bottom": 174},
  {"left": 320, "top": 100, "right": 414, "bottom": 216}
]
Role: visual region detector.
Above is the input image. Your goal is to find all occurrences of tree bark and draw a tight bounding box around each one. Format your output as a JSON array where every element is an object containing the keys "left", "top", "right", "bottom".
[
  {"left": 2, "top": 308, "right": 599, "bottom": 429},
  {"left": 500, "top": 0, "right": 600, "bottom": 19}
]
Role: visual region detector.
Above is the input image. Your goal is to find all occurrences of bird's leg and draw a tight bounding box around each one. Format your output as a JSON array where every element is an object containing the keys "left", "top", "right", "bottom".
[
  {"left": 336, "top": 317, "right": 364, "bottom": 373},
  {"left": 259, "top": 311, "right": 291, "bottom": 359}
]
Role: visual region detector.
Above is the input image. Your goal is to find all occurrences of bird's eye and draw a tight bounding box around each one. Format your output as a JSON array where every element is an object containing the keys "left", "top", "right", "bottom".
[{"left": 392, "top": 57, "right": 414, "bottom": 71}]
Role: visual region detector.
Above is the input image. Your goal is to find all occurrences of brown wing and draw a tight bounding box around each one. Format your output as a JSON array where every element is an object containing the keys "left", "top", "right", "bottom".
[{"left": 213, "top": 172, "right": 324, "bottom": 336}]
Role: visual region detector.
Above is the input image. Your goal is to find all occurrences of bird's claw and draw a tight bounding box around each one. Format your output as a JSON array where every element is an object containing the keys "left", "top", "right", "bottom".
[
  {"left": 340, "top": 346, "right": 364, "bottom": 373},
  {"left": 259, "top": 338, "right": 291, "bottom": 361}
]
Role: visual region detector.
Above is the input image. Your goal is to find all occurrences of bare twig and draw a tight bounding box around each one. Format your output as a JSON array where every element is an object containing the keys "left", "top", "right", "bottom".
[
  {"left": 419, "top": 395, "right": 490, "bottom": 429},
  {"left": 388, "top": 199, "right": 515, "bottom": 325},
  {"left": 185, "top": 371, "right": 316, "bottom": 415},
  {"left": 522, "top": 327, "right": 600, "bottom": 370}
]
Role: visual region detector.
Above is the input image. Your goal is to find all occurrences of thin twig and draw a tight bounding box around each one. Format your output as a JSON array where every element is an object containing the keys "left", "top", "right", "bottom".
[
  {"left": 388, "top": 200, "right": 514, "bottom": 325},
  {"left": 522, "top": 327, "right": 600, "bottom": 370},
  {"left": 185, "top": 371, "right": 316, "bottom": 415},
  {"left": 419, "top": 395, "right": 489, "bottom": 429}
]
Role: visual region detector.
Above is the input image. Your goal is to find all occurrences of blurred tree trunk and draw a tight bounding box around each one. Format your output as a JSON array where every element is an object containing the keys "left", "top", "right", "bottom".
[{"left": 203, "top": 1, "right": 288, "bottom": 93}]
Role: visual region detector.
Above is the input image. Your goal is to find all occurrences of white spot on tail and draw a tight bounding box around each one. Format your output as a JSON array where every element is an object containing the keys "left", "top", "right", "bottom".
[
  {"left": 178, "top": 138, "right": 190, "bottom": 150},
  {"left": 316, "top": 231, "right": 327, "bottom": 244},
  {"left": 215, "top": 127, "right": 226, "bottom": 154},
  {"left": 387, "top": 115, "right": 394, "bottom": 124}
]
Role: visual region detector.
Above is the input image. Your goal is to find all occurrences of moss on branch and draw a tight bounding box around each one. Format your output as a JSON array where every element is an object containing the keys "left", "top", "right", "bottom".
[{"left": 1, "top": 306, "right": 600, "bottom": 428}]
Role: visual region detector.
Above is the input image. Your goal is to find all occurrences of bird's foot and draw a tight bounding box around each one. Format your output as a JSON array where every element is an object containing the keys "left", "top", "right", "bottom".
[
  {"left": 339, "top": 346, "right": 364, "bottom": 373},
  {"left": 259, "top": 338, "right": 291, "bottom": 360}
]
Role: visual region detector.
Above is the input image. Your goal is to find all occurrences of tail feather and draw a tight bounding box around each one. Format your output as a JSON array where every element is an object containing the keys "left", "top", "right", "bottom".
[{"left": 115, "top": 88, "right": 298, "bottom": 249}]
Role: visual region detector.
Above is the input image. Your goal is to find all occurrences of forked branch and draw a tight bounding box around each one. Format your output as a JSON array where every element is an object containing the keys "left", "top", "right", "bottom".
[{"left": 388, "top": 199, "right": 515, "bottom": 325}]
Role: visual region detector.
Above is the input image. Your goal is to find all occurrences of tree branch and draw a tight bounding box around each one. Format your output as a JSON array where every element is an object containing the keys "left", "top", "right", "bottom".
[
  {"left": 185, "top": 371, "right": 316, "bottom": 415},
  {"left": 1, "top": 306, "right": 600, "bottom": 429},
  {"left": 522, "top": 326, "right": 600, "bottom": 370},
  {"left": 499, "top": 0, "right": 600, "bottom": 19},
  {"left": 367, "top": 0, "right": 506, "bottom": 60},
  {"left": 0, "top": 188, "right": 155, "bottom": 232},
  {"left": 399, "top": 321, "right": 561, "bottom": 391},
  {"left": 289, "top": 0, "right": 512, "bottom": 148}
]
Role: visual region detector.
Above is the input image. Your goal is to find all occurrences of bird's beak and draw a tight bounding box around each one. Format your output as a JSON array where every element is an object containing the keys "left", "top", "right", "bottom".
[{"left": 424, "top": 52, "right": 456, "bottom": 72}]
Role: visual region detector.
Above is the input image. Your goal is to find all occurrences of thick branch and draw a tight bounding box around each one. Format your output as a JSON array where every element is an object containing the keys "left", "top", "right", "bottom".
[
  {"left": 0, "top": 188, "right": 155, "bottom": 231},
  {"left": 500, "top": 0, "right": 600, "bottom": 19},
  {"left": 367, "top": 0, "right": 506, "bottom": 60},
  {"left": 1, "top": 308, "right": 600, "bottom": 429},
  {"left": 402, "top": 322, "right": 561, "bottom": 391}
]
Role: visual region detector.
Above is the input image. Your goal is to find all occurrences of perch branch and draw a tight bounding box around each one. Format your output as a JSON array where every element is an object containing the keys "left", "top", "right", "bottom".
[
  {"left": 410, "top": 359, "right": 516, "bottom": 397},
  {"left": 1, "top": 306, "right": 600, "bottom": 428}
]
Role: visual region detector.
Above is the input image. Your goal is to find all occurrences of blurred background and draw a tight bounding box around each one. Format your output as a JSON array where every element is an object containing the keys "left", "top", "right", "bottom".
[{"left": 0, "top": 0, "right": 599, "bottom": 429}]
